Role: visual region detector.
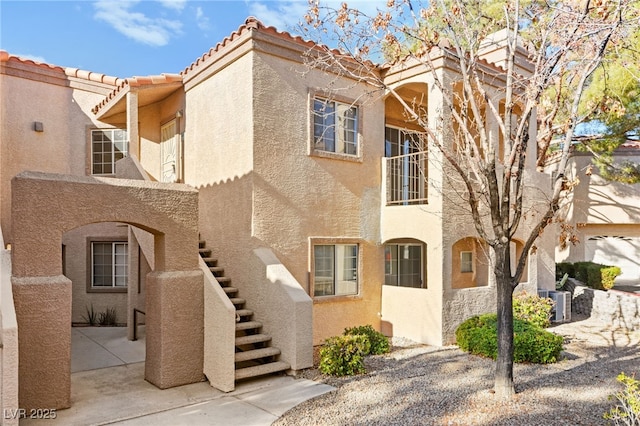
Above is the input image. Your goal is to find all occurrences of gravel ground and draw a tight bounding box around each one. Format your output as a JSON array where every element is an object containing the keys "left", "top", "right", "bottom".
[{"left": 274, "top": 315, "right": 640, "bottom": 426}]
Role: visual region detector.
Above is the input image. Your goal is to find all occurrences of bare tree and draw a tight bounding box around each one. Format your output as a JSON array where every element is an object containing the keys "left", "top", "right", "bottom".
[{"left": 301, "top": 0, "right": 637, "bottom": 398}]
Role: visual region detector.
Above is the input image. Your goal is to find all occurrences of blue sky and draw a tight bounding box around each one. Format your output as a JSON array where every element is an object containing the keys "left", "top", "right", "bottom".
[{"left": 0, "top": 0, "right": 387, "bottom": 78}]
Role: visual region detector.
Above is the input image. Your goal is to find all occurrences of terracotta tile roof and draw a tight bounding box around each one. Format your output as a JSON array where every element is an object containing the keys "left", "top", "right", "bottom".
[
  {"left": 180, "top": 16, "right": 358, "bottom": 77},
  {"left": 91, "top": 73, "right": 183, "bottom": 115},
  {"left": 0, "top": 50, "right": 123, "bottom": 86},
  {"left": 620, "top": 140, "right": 640, "bottom": 150},
  {"left": 93, "top": 16, "right": 347, "bottom": 116}
]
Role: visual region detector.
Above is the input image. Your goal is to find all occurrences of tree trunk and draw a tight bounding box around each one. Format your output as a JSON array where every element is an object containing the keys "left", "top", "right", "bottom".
[{"left": 494, "top": 245, "right": 515, "bottom": 399}]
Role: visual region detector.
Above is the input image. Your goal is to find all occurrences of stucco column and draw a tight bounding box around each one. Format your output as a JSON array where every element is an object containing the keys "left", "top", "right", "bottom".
[
  {"left": 127, "top": 91, "right": 139, "bottom": 159},
  {"left": 145, "top": 269, "right": 204, "bottom": 388},
  {"left": 12, "top": 275, "right": 72, "bottom": 410}
]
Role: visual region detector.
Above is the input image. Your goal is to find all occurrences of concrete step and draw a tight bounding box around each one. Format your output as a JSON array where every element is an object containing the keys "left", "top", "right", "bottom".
[
  {"left": 236, "top": 320, "right": 262, "bottom": 331},
  {"left": 209, "top": 266, "right": 224, "bottom": 276},
  {"left": 235, "top": 309, "right": 253, "bottom": 318},
  {"left": 198, "top": 248, "right": 211, "bottom": 256},
  {"left": 235, "top": 361, "right": 290, "bottom": 381},
  {"left": 223, "top": 286, "right": 238, "bottom": 295},
  {"left": 235, "top": 333, "right": 271, "bottom": 346},
  {"left": 235, "top": 347, "right": 281, "bottom": 363},
  {"left": 230, "top": 298, "right": 245, "bottom": 306},
  {"left": 217, "top": 277, "right": 231, "bottom": 285},
  {"left": 202, "top": 256, "right": 217, "bottom": 265}
]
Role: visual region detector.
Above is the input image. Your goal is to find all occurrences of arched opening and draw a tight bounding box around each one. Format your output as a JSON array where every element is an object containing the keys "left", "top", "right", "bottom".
[
  {"left": 384, "top": 83, "right": 429, "bottom": 205},
  {"left": 451, "top": 237, "right": 489, "bottom": 289},
  {"left": 11, "top": 172, "right": 203, "bottom": 410},
  {"left": 64, "top": 222, "right": 149, "bottom": 373},
  {"left": 383, "top": 238, "right": 427, "bottom": 289}
]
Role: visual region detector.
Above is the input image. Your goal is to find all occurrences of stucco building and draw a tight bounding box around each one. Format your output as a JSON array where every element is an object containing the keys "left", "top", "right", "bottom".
[{"left": 0, "top": 17, "right": 556, "bottom": 417}]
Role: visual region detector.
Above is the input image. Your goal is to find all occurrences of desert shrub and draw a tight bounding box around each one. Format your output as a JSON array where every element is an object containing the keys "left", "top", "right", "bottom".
[
  {"left": 82, "top": 304, "right": 98, "bottom": 326},
  {"left": 513, "top": 292, "right": 554, "bottom": 328},
  {"left": 604, "top": 372, "right": 640, "bottom": 426},
  {"left": 319, "top": 335, "right": 370, "bottom": 376},
  {"left": 98, "top": 307, "right": 117, "bottom": 326},
  {"left": 343, "top": 325, "right": 390, "bottom": 355},
  {"left": 456, "top": 314, "right": 563, "bottom": 364}
]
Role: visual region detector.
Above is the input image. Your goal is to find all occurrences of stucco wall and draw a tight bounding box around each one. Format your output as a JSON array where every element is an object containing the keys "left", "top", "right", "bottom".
[
  {"left": 250, "top": 49, "right": 384, "bottom": 345},
  {"left": 0, "top": 63, "right": 114, "bottom": 242}
]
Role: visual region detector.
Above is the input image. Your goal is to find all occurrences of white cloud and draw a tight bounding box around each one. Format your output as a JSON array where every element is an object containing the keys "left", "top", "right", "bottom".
[
  {"left": 195, "top": 6, "right": 210, "bottom": 31},
  {"left": 247, "top": 1, "right": 309, "bottom": 32},
  {"left": 94, "top": 0, "right": 183, "bottom": 47},
  {"left": 157, "top": 0, "right": 187, "bottom": 11}
]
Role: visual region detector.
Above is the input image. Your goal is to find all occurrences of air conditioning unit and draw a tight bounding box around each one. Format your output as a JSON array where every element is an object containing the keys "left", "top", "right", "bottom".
[
  {"left": 548, "top": 291, "right": 567, "bottom": 322},
  {"left": 537, "top": 289, "right": 549, "bottom": 298}
]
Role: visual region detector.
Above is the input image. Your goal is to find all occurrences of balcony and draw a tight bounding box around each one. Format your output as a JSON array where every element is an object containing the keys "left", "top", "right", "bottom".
[{"left": 385, "top": 151, "right": 428, "bottom": 205}]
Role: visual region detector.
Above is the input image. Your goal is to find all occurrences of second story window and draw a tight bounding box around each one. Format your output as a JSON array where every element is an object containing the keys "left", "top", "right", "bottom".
[
  {"left": 313, "top": 97, "right": 358, "bottom": 156},
  {"left": 92, "top": 129, "right": 128, "bottom": 175}
]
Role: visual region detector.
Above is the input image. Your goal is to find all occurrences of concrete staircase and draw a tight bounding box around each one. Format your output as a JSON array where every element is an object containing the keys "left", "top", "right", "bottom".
[{"left": 199, "top": 239, "right": 290, "bottom": 381}]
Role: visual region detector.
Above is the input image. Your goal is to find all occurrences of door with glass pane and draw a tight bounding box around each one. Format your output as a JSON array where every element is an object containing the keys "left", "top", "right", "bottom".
[{"left": 160, "top": 120, "right": 178, "bottom": 183}]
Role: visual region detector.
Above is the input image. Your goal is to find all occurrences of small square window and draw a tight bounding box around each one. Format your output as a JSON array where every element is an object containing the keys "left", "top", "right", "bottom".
[
  {"left": 313, "top": 243, "right": 358, "bottom": 297},
  {"left": 91, "top": 241, "right": 128, "bottom": 288}
]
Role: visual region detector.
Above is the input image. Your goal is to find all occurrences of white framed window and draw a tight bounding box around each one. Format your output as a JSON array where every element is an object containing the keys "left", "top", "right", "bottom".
[
  {"left": 92, "top": 129, "right": 128, "bottom": 175},
  {"left": 313, "top": 243, "right": 359, "bottom": 297},
  {"left": 385, "top": 243, "right": 424, "bottom": 288},
  {"left": 460, "top": 251, "right": 473, "bottom": 273},
  {"left": 312, "top": 97, "right": 359, "bottom": 156},
  {"left": 91, "top": 241, "right": 128, "bottom": 288}
]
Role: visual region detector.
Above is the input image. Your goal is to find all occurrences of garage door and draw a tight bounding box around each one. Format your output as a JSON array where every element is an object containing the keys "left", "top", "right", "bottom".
[{"left": 586, "top": 236, "right": 640, "bottom": 283}]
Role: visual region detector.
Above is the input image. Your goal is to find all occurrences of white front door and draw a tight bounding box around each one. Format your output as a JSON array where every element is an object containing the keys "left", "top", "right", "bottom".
[{"left": 160, "top": 120, "right": 178, "bottom": 183}]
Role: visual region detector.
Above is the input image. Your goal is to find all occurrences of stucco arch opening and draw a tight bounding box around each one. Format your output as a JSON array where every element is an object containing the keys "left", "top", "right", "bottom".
[
  {"left": 10, "top": 171, "right": 204, "bottom": 411},
  {"left": 451, "top": 236, "right": 490, "bottom": 289}
]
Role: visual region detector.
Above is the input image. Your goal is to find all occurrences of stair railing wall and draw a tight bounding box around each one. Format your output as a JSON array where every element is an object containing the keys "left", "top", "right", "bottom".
[
  {"left": 200, "top": 256, "right": 236, "bottom": 392},
  {"left": 251, "top": 248, "right": 313, "bottom": 371}
]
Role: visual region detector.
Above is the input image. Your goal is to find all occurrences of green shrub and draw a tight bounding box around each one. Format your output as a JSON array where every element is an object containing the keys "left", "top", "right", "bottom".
[
  {"left": 556, "top": 262, "right": 575, "bottom": 281},
  {"left": 455, "top": 314, "right": 498, "bottom": 358},
  {"left": 557, "top": 261, "right": 622, "bottom": 290},
  {"left": 319, "top": 335, "right": 370, "bottom": 376},
  {"left": 513, "top": 320, "right": 564, "bottom": 363},
  {"left": 604, "top": 372, "right": 640, "bottom": 425},
  {"left": 601, "top": 266, "right": 622, "bottom": 290},
  {"left": 513, "top": 292, "right": 554, "bottom": 328},
  {"left": 343, "top": 325, "right": 390, "bottom": 355},
  {"left": 455, "top": 314, "right": 563, "bottom": 364}
]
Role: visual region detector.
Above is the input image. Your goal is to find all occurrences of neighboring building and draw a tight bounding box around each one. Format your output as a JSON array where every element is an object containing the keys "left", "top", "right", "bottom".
[
  {"left": 0, "top": 17, "right": 556, "bottom": 416},
  {"left": 556, "top": 141, "right": 640, "bottom": 284}
]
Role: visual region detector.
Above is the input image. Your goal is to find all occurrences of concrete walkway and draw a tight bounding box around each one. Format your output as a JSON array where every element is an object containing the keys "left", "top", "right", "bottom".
[{"left": 21, "top": 327, "right": 333, "bottom": 426}]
